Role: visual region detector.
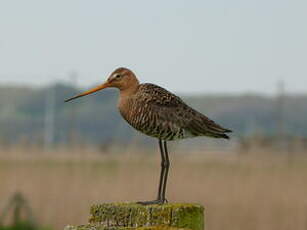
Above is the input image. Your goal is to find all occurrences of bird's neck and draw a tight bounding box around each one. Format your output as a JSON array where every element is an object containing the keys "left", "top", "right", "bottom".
[
  {"left": 119, "top": 82, "right": 139, "bottom": 98},
  {"left": 117, "top": 77, "right": 140, "bottom": 116},
  {"left": 118, "top": 86, "right": 138, "bottom": 122}
]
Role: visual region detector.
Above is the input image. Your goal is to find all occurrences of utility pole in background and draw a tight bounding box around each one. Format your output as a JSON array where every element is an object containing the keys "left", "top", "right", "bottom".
[
  {"left": 44, "top": 86, "right": 55, "bottom": 151},
  {"left": 276, "top": 79, "right": 285, "bottom": 141},
  {"left": 275, "top": 79, "right": 292, "bottom": 161},
  {"left": 68, "top": 71, "right": 78, "bottom": 147}
]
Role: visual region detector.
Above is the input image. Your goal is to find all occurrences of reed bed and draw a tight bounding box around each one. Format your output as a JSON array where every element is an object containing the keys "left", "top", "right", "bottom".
[{"left": 0, "top": 146, "right": 306, "bottom": 230}]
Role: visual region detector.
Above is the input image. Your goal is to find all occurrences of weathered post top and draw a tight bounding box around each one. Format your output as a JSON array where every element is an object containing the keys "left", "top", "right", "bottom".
[{"left": 65, "top": 202, "right": 204, "bottom": 230}]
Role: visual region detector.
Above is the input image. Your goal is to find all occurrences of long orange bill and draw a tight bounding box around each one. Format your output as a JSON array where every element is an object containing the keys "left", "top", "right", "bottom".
[{"left": 65, "top": 82, "right": 110, "bottom": 102}]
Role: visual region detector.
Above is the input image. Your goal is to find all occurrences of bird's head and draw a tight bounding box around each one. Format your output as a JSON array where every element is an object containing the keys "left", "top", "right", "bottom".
[{"left": 65, "top": 67, "right": 139, "bottom": 102}]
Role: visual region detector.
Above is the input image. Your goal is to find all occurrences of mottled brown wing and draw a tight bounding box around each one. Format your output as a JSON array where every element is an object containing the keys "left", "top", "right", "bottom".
[
  {"left": 138, "top": 84, "right": 231, "bottom": 139},
  {"left": 138, "top": 83, "right": 184, "bottom": 107}
]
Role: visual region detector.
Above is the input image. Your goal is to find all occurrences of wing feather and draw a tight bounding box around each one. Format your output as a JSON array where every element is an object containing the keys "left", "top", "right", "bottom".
[{"left": 137, "top": 83, "right": 231, "bottom": 139}]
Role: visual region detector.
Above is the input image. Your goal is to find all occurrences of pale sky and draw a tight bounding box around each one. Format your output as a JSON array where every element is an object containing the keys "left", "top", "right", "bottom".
[{"left": 0, "top": 0, "right": 306, "bottom": 94}]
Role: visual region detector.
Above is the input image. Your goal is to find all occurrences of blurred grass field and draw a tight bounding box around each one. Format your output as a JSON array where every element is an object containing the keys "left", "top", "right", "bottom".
[{"left": 1, "top": 146, "right": 307, "bottom": 230}]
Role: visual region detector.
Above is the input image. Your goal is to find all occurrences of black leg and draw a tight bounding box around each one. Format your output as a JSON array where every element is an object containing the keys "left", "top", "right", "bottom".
[
  {"left": 157, "top": 139, "right": 165, "bottom": 200},
  {"left": 161, "top": 141, "right": 170, "bottom": 202},
  {"left": 137, "top": 139, "right": 166, "bottom": 205}
]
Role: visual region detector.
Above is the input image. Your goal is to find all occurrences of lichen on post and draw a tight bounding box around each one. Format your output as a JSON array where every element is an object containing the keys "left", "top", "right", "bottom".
[{"left": 65, "top": 202, "right": 204, "bottom": 230}]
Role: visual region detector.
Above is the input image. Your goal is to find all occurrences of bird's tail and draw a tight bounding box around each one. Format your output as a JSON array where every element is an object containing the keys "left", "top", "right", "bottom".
[
  {"left": 189, "top": 118, "right": 232, "bottom": 139},
  {"left": 207, "top": 122, "right": 232, "bottom": 139}
]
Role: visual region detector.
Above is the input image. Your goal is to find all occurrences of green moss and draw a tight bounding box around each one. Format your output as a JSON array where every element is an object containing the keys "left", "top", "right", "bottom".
[
  {"left": 65, "top": 224, "right": 190, "bottom": 230},
  {"left": 171, "top": 205, "right": 204, "bottom": 230},
  {"left": 88, "top": 203, "right": 204, "bottom": 230}
]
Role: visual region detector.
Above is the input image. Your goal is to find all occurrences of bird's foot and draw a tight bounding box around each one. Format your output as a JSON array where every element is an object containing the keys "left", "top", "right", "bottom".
[{"left": 137, "top": 199, "right": 168, "bottom": 205}]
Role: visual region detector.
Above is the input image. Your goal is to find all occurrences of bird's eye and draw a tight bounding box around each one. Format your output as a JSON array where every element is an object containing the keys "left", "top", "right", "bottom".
[{"left": 114, "top": 74, "right": 121, "bottom": 79}]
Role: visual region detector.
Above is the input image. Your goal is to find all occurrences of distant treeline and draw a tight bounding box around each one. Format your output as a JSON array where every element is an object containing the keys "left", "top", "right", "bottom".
[{"left": 0, "top": 84, "right": 306, "bottom": 146}]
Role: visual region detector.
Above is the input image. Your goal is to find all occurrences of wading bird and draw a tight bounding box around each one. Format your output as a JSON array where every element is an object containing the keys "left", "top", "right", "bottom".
[{"left": 65, "top": 67, "right": 231, "bottom": 205}]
